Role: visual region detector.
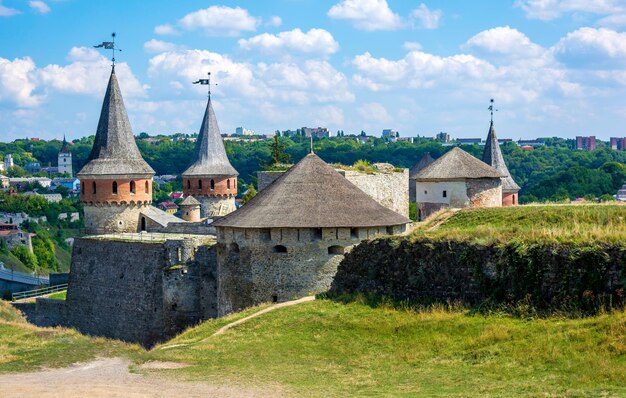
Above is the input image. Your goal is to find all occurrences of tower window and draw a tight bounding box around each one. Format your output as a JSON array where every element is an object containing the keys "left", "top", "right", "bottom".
[
  {"left": 198, "top": 179, "right": 202, "bottom": 189},
  {"left": 187, "top": 180, "right": 191, "bottom": 189},
  {"left": 273, "top": 245, "right": 287, "bottom": 253},
  {"left": 210, "top": 179, "right": 215, "bottom": 190},
  {"left": 130, "top": 181, "right": 136, "bottom": 194},
  {"left": 227, "top": 179, "right": 231, "bottom": 189},
  {"left": 443, "top": 190, "right": 447, "bottom": 198},
  {"left": 112, "top": 181, "right": 118, "bottom": 195},
  {"left": 81, "top": 183, "right": 85, "bottom": 195},
  {"left": 328, "top": 245, "right": 345, "bottom": 255},
  {"left": 92, "top": 181, "right": 96, "bottom": 194},
  {"left": 145, "top": 181, "right": 149, "bottom": 194}
]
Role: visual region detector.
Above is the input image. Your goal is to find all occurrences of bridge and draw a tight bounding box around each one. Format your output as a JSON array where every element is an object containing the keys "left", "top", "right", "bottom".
[{"left": 0, "top": 263, "right": 49, "bottom": 297}]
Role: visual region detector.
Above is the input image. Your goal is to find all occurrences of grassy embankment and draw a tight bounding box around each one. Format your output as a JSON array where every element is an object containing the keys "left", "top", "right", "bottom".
[{"left": 0, "top": 205, "right": 625, "bottom": 396}]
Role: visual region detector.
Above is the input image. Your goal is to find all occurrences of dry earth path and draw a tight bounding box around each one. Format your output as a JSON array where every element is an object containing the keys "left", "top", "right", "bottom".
[{"left": 0, "top": 357, "right": 286, "bottom": 398}]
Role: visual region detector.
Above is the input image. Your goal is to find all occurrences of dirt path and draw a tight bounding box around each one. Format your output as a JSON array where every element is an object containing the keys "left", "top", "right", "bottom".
[{"left": 0, "top": 358, "right": 285, "bottom": 398}]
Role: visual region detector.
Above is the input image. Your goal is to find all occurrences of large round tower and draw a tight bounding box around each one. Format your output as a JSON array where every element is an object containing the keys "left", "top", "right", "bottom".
[
  {"left": 77, "top": 68, "right": 155, "bottom": 234},
  {"left": 182, "top": 91, "right": 238, "bottom": 218}
]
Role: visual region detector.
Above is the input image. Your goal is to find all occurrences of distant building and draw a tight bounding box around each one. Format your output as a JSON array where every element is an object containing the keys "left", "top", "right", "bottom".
[
  {"left": 8, "top": 177, "right": 52, "bottom": 188},
  {"left": 169, "top": 191, "right": 184, "bottom": 200},
  {"left": 456, "top": 138, "right": 482, "bottom": 145},
  {"left": 382, "top": 129, "right": 399, "bottom": 142},
  {"left": 303, "top": 127, "right": 330, "bottom": 139},
  {"left": 414, "top": 147, "right": 504, "bottom": 220},
  {"left": 517, "top": 139, "right": 545, "bottom": 147},
  {"left": 436, "top": 132, "right": 451, "bottom": 142},
  {"left": 4, "top": 154, "right": 14, "bottom": 171},
  {"left": 158, "top": 201, "right": 179, "bottom": 215},
  {"left": 42, "top": 193, "right": 63, "bottom": 203},
  {"left": 610, "top": 137, "right": 626, "bottom": 150},
  {"left": 52, "top": 177, "right": 80, "bottom": 191},
  {"left": 0, "top": 175, "right": 9, "bottom": 189},
  {"left": 0, "top": 223, "right": 33, "bottom": 252},
  {"left": 576, "top": 136, "right": 596, "bottom": 151},
  {"left": 25, "top": 162, "right": 41, "bottom": 173},
  {"left": 235, "top": 127, "right": 255, "bottom": 136},
  {"left": 58, "top": 135, "right": 73, "bottom": 176},
  {"left": 617, "top": 184, "right": 626, "bottom": 201}
]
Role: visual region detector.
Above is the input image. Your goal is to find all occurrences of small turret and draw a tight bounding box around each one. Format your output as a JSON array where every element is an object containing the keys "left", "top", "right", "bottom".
[{"left": 179, "top": 195, "right": 201, "bottom": 222}]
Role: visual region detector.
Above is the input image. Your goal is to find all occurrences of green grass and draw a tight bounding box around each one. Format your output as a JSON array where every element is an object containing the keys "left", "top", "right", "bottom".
[
  {"left": 47, "top": 291, "right": 66, "bottom": 300},
  {"left": 414, "top": 204, "right": 626, "bottom": 244},
  {"left": 0, "top": 251, "right": 29, "bottom": 274},
  {"left": 134, "top": 299, "right": 626, "bottom": 397}
]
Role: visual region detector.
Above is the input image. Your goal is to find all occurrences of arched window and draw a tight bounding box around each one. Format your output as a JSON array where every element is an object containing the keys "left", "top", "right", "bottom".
[
  {"left": 328, "top": 245, "right": 345, "bottom": 255},
  {"left": 141, "top": 217, "right": 146, "bottom": 231},
  {"left": 92, "top": 181, "right": 96, "bottom": 194},
  {"left": 227, "top": 179, "right": 231, "bottom": 189},
  {"left": 112, "top": 181, "right": 118, "bottom": 195},
  {"left": 130, "top": 181, "right": 136, "bottom": 194},
  {"left": 187, "top": 180, "right": 191, "bottom": 189},
  {"left": 210, "top": 179, "right": 215, "bottom": 190},
  {"left": 145, "top": 181, "right": 149, "bottom": 193},
  {"left": 230, "top": 242, "right": 240, "bottom": 253},
  {"left": 198, "top": 179, "right": 202, "bottom": 189},
  {"left": 81, "top": 183, "right": 85, "bottom": 195},
  {"left": 273, "top": 245, "right": 287, "bottom": 253}
]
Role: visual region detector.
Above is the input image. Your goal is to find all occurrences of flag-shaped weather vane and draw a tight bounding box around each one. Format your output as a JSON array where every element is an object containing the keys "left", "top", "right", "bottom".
[
  {"left": 193, "top": 72, "right": 218, "bottom": 99},
  {"left": 488, "top": 98, "right": 498, "bottom": 123},
  {"left": 94, "top": 32, "right": 122, "bottom": 69}
]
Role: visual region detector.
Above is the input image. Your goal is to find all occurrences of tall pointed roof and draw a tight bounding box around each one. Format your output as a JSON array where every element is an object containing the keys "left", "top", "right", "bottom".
[
  {"left": 482, "top": 121, "right": 520, "bottom": 192},
  {"left": 182, "top": 97, "right": 238, "bottom": 177},
  {"left": 60, "top": 135, "right": 71, "bottom": 154},
  {"left": 212, "top": 153, "right": 410, "bottom": 229},
  {"left": 78, "top": 70, "right": 154, "bottom": 177},
  {"left": 415, "top": 147, "right": 504, "bottom": 181},
  {"left": 409, "top": 152, "right": 435, "bottom": 179}
]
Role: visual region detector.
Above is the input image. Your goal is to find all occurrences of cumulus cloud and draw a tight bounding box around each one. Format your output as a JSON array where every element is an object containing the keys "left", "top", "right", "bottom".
[
  {"left": 143, "top": 39, "right": 180, "bottom": 53},
  {"left": 178, "top": 5, "right": 259, "bottom": 36},
  {"left": 0, "top": 57, "right": 41, "bottom": 107},
  {"left": 357, "top": 102, "right": 391, "bottom": 122},
  {"left": 39, "top": 47, "right": 146, "bottom": 97},
  {"left": 268, "top": 16, "right": 282, "bottom": 27},
  {"left": 327, "top": 0, "right": 402, "bottom": 31},
  {"left": 410, "top": 3, "right": 442, "bottom": 29},
  {"left": 463, "top": 26, "right": 547, "bottom": 60},
  {"left": 515, "top": 0, "right": 624, "bottom": 21},
  {"left": 403, "top": 41, "right": 422, "bottom": 51},
  {"left": 238, "top": 28, "right": 339, "bottom": 55},
  {"left": 597, "top": 13, "right": 626, "bottom": 27},
  {"left": 29, "top": 0, "right": 50, "bottom": 14},
  {"left": 553, "top": 27, "right": 626, "bottom": 67},
  {"left": 154, "top": 24, "right": 179, "bottom": 36},
  {"left": 0, "top": 2, "right": 20, "bottom": 16}
]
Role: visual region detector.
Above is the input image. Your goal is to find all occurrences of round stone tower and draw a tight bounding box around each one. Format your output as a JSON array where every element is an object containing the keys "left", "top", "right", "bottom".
[
  {"left": 179, "top": 195, "right": 201, "bottom": 222},
  {"left": 77, "top": 68, "right": 155, "bottom": 234},
  {"left": 182, "top": 93, "right": 238, "bottom": 218}
]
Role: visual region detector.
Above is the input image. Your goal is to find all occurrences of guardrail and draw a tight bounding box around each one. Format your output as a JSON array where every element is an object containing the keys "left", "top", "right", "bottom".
[
  {"left": 12, "top": 284, "right": 68, "bottom": 301},
  {"left": 0, "top": 267, "right": 49, "bottom": 285}
]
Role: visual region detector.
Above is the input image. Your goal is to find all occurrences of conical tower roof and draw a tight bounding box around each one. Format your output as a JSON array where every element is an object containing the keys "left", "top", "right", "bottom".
[
  {"left": 482, "top": 121, "right": 520, "bottom": 192},
  {"left": 415, "top": 147, "right": 504, "bottom": 181},
  {"left": 182, "top": 97, "right": 238, "bottom": 177},
  {"left": 409, "top": 152, "right": 435, "bottom": 179},
  {"left": 78, "top": 70, "right": 154, "bottom": 177},
  {"left": 212, "top": 152, "right": 410, "bottom": 229},
  {"left": 60, "top": 135, "right": 71, "bottom": 154}
]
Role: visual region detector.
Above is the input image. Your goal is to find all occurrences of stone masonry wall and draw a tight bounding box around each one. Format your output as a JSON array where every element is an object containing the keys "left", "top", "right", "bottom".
[
  {"left": 258, "top": 169, "right": 409, "bottom": 217},
  {"left": 64, "top": 236, "right": 216, "bottom": 347},
  {"left": 84, "top": 203, "right": 148, "bottom": 234}
]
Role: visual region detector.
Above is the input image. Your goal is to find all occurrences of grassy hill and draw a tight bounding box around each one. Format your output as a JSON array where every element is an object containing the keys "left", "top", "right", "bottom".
[{"left": 414, "top": 204, "right": 626, "bottom": 244}]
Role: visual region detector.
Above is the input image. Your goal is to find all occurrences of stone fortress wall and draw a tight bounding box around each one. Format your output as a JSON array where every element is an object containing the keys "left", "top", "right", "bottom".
[
  {"left": 257, "top": 167, "right": 409, "bottom": 218},
  {"left": 83, "top": 204, "right": 150, "bottom": 234},
  {"left": 39, "top": 236, "right": 217, "bottom": 347},
  {"left": 417, "top": 178, "right": 502, "bottom": 220},
  {"left": 216, "top": 224, "right": 406, "bottom": 315}
]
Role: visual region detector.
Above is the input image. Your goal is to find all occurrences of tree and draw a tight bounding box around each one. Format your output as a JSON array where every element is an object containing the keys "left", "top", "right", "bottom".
[
  {"left": 11, "top": 245, "right": 38, "bottom": 270},
  {"left": 270, "top": 135, "right": 291, "bottom": 166},
  {"left": 242, "top": 184, "right": 257, "bottom": 205}
]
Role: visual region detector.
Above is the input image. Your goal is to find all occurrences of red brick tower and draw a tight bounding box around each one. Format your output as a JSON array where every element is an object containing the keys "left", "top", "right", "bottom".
[{"left": 77, "top": 68, "right": 155, "bottom": 233}]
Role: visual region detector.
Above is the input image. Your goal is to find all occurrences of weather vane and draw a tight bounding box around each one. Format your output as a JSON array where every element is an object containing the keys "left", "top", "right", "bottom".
[
  {"left": 488, "top": 98, "right": 498, "bottom": 123},
  {"left": 94, "top": 32, "right": 122, "bottom": 69},
  {"left": 193, "top": 72, "right": 218, "bottom": 99}
]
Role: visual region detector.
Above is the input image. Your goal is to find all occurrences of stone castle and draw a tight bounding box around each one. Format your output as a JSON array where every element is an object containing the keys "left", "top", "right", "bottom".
[{"left": 31, "top": 67, "right": 411, "bottom": 347}]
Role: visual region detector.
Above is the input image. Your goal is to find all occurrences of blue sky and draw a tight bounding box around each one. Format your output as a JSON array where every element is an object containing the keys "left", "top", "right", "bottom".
[{"left": 2, "top": 0, "right": 626, "bottom": 141}]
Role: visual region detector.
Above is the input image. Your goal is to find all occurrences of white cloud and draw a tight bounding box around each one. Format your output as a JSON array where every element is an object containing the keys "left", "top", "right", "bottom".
[
  {"left": 29, "top": 0, "right": 50, "bottom": 14},
  {"left": 268, "top": 16, "right": 282, "bottom": 27},
  {"left": 553, "top": 27, "right": 626, "bottom": 67},
  {"left": 410, "top": 3, "right": 442, "bottom": 29},
  {"left": 327, "top": 0, "right": 402, "bottom": 31},
  {"left": 463, "top": 26, "right": 546, "bottom": 59},
  {"left": 357, "top": 102, "right": 391, "bottom": 122},
  {"left": 597, "top": 13, "right": 626, "bottom": 27},
  {"left": 318, "top": 105, "right": 344, "bottom": 126},
  {"left": 39, "top": 47, "right": 146, "bottom": 97},
  {"left": 154, "top": 24, "right": 179, "bottom": 36},
  {"left": 0, "top": 2, "right": 20, "bottom": 16},
  {"left": 403, "top": 41, "right": 422, "bottom": 51},
  {"left": 514, "top": 0, "right": 624, "bottom": 21},
  {"left": 0, "top": 57, "right": 41, "bottom": 107},
  {"left": 238, "top": 28, "right": 339, "bottom": 55},
  {"left": 178, "top": 5, "right": 259, "bottom": 36},
  {"left": 143, "top": 39, "right": 179, "bottom": 53}
]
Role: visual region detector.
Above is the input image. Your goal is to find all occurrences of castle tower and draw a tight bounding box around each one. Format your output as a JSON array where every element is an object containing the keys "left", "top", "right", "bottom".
[
  {"left": 58, "top": 135, "right": 73, "bottom": 176},
  {"left": 482, "top": 121, "right": 520, "bottom": 206},
  {"left": 77, "top": 68, "right": 155, "bottom": 234},
  {"left": 182, "top": 94, "right": 238, "bottom": 218},
  {"left": 179, "top": 195, "right": 201, "bottom": 222}
]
